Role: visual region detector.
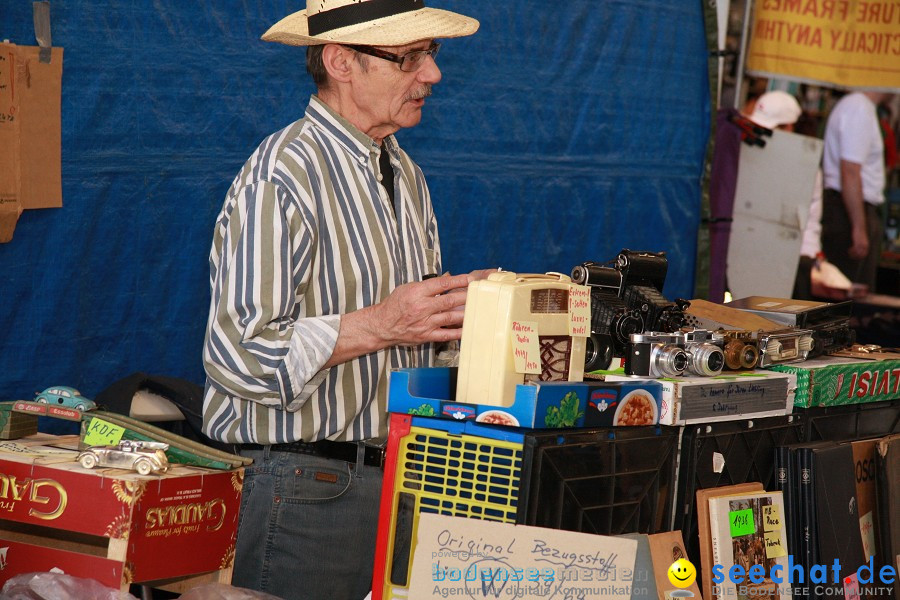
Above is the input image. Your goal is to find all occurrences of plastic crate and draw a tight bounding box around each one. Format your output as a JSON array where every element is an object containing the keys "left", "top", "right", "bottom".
[
  {"left": 516, "top": 425, "right": 679, "bottom": 535},
  {"left": 372, "top": 413, "right": 524, "bottom": 600},
  {"left": 674, "top": 399, "right": 900, "bottom": 587},
  {"left": 804, "top": 398, "right": 900, "bottom": 441},
  {"left": 671, "top": 414, "right": 805, "bottom": 569}
]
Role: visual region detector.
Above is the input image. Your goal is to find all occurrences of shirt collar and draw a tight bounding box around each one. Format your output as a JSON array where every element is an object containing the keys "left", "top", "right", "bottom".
[{"left": 306, "top": 95, "right": 398, "bottom": 162}]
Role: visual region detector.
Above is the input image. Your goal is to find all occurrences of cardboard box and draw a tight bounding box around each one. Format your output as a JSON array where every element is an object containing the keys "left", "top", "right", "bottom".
[
  {"left": 770, "top": 356, "right": 900, "bottom": 408},
  {"left": 0, "top": 43, "right": 63, "bottom": 243},
  {"left": 850, "top": 439, "right": 881, "bottom": 563},
  {"left": 875, "top": 433, "right": 900, "bottom": 600},
  {"left": 389, "top": 367, "right": 662, "bottom": 428},
  {"left": 604, "top": 370, "right": 795, "bottom": 425},
  {"left": 0, "top": 434, "right": 242, "bottom": 592}
]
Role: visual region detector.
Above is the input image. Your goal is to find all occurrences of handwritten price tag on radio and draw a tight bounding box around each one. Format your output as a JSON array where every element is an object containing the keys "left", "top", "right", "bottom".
[{"left": 511, "top": 320, "right": 542, "bottom": 374}]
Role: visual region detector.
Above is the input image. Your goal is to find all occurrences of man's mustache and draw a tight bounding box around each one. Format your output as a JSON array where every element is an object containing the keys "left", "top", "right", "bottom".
[{"left": 405, "top": 85, "right": 433, "bottom": 101}]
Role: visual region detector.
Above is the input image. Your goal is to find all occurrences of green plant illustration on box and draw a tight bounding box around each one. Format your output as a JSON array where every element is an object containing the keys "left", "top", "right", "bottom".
[
  {"left": 407, "top": 403, "right": 435, "bottom": 416},
  {"left": 544, "top": 392, "right": 584, "bottom": 427}
]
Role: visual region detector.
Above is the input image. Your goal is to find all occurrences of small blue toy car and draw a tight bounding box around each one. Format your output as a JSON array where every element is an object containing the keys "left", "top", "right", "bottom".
[{"left": 34, "top": 386, "right": 97, "bottom": 412}]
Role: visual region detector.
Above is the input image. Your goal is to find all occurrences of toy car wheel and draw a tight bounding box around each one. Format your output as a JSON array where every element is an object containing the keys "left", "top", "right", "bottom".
[
  {"left": 74, "top": 403, "right": 87, "bottom": 411},
  {"left": 134, "top": 458, "right": 154, "bottom": 476},
  {"left": 79, "top": 454, "right": 98, "bottom": 469},
  {"left": 36, "top": 397, "right": 48, "bottom": 404}
]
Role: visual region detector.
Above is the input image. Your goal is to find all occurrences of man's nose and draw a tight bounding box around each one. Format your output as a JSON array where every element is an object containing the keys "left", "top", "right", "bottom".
[{"left": 418, "top": 54, "right": 441, "bottom": 84}]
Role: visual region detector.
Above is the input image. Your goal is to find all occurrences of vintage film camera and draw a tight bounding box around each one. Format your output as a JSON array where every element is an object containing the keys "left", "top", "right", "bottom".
[
  {"left": 719, "top": 330, "right": 761, "bottom": 370},
  {"left": 625, "top": 328, "right": 726, "bottom": 378},
  {"left": 682, "top": 329, "right": 727, "bottom": 377},
  {"left": 570, "top": 261, "right": 645, "bottom": 371},
  {"left": 571, "top": 249, "right": 689, "bottom": 371},
  {"left": 755, "top": 327, "right": 816, "bottom": 368},
  {"left": 725, "top": 296, "right": 854, "bottom": 358},
  {"left": 625, "top": 332, "right": 687, "bottom": 378},
  {"left": 615, "top": 249, "right": 690, "bottom": 333}
]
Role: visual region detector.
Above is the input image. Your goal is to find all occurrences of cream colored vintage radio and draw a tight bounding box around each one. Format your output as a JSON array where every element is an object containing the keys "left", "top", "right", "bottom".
[{"left": 455, "top": 271, "right": 588, "bottom": 406}]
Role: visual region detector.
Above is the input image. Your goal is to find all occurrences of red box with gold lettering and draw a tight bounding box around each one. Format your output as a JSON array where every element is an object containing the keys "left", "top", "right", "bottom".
[{"left": 0, "top": 434, "right": 243, "bottom": 593}]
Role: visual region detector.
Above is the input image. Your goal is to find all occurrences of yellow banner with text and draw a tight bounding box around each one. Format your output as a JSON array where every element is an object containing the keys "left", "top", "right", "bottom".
[{"left": 746, "top": 0, "right": 900, "bottom": 90}]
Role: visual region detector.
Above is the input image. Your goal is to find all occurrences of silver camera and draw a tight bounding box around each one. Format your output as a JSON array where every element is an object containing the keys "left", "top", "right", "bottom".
[
  {"left": 625, "top": 332, "right": 688, "bottom": 378},
  {"left": 680, "top": 329, "right": 726, "bottom": 377}
]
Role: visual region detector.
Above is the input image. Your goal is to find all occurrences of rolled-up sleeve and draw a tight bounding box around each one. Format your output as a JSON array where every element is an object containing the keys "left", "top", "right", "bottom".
[{"left": 203, "top": 179, "right": 338, "bottom": 410}]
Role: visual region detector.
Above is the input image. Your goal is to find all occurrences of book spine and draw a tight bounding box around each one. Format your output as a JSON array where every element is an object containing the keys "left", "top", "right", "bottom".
[
  {"left": 799, "top": 447, "right": 819, "bottom": 600},
  {"left": 774, "top": 446, "right": 798, "bottom": 558},
  {"left": 708, "top": 498, "right": 732, "bottom": 600}
]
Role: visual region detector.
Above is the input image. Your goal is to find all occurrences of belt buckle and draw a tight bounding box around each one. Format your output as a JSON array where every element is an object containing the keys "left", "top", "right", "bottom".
[{"left": 360, "top": 442, "right": 385, "bottom": 468}]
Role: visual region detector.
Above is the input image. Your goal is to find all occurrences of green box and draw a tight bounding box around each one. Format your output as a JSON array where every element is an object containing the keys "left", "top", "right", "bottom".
[{"left": 771, "top": 356, "right": 900, "bottom": 408}]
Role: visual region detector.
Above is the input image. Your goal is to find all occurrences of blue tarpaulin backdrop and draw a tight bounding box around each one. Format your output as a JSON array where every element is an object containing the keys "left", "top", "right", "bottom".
[{"left": 0, "top": 1, "right": 709, "bottom": 400}]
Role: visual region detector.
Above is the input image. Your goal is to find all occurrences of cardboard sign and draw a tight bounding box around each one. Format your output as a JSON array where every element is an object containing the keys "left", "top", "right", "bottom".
[
  {"left": 410, "top": 513, "right": 638, "bottom": 599},
  {"left": 727, "top": 130, "right": 823, "bottom": 299},
  {"left": 0, "top": 42, "right": 63, "bottom": 243},
  {"left": 511, "top": 320, "right": 542, "bottom": 374},
  {"left": 568, "top": 284, "right": 592, "bottom": 337},
  {"left": 83, "top": 417, "right": 126, "bottom": 446},
  {"left": 747, "top": 0, "right": 900, "bottom": 89}
]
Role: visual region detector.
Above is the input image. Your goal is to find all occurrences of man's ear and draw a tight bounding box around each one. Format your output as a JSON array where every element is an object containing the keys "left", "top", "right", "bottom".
[{"left": 322, "top": 44, "right": 354, "bottom": 83}]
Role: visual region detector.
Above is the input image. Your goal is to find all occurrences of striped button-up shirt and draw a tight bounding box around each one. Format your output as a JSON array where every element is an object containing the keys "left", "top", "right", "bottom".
[{"left": 202, "top": 95, "right": 441, "bottom": 444}]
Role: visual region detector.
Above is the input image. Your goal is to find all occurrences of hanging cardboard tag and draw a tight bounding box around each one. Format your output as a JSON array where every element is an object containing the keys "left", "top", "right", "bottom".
[
  {"left": 0, "top": 42, "right": 63, "bottom": 243},
  {"left": 0, "top": 44, "right": 22, "bottom": 243}
]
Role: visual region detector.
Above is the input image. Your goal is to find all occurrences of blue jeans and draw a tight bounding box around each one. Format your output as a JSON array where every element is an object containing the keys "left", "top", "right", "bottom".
[{"left": 232, "top": 447, "right": 383, "bottom": 600}]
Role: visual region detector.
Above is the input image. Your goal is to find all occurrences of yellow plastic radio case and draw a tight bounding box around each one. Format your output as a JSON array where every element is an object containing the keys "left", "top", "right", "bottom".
[{"left": 455, "top": 271, "right": 586, "bottom": 407}]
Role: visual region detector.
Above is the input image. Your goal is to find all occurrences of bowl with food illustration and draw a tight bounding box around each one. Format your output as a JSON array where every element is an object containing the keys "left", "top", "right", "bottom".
[
  {"left": 613, "top": 389, "right": 658, "bottom": 426},
  {"left": 476, "top": 410, "right": 520, "bottom": 427}
]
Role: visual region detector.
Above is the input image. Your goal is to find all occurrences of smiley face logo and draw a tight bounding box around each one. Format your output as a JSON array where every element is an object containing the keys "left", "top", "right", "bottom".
[{"left": 667, "top": 558, "right": 696, "bottom": 588}]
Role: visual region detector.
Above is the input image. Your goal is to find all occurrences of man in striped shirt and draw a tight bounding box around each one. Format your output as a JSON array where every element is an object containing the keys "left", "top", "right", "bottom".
[{"left": 202, "top": 1, "right": 482, "bottom": 598}]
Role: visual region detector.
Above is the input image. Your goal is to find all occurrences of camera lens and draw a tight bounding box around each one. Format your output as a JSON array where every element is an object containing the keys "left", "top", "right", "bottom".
[
  {"left": 612, "top": 312, "right": 644, "bottom": 346},
  {"left": 687, "top": 343, "right": 725, "bottom": 376},
  {"left": 725, "top": 340, "right": 759, "bottom": 370},
  {"left": 584, "top": 333, "right": 614, "bottom": 372},
  {"left": 651, "top": 344, "right": 688, "bottom": 378}
]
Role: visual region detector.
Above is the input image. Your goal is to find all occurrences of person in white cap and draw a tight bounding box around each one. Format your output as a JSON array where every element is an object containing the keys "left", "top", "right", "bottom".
[
  {"left": 747, "top": 90, "right": 802, "bottom": 132},
  {"left": 707, "top": 90, "right": 806, "bottom": 302},
  {"left": 746, "top": 91, "right": 827, "bottom": 300},
  {"left": 201, "top": 2, "right": 482, "bottom": 598}
]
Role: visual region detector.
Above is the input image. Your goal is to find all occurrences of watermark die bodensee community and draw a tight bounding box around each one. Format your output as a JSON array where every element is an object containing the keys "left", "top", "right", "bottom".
[{"left": 711, "top": 556, "right": 897, "bottom": 596}]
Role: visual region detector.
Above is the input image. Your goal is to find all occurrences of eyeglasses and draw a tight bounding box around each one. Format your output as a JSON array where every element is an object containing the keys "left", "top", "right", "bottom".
[{"left": 344, "top": 42, "right": 440, "bottom": 72}]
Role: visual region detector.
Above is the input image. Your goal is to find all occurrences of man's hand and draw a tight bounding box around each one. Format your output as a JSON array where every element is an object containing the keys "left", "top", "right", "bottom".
[
  {"left": 372, "top": 274, "right": 471, "bottom": 345},
  {"left": 325, "top": 269, "right": 499, "bottom": 367},
  {"left": 440, "top": 268, "right": 499, "bottom": 312},
  {"left": 840, "top": 160, "right": 868, "bottom": 261},
  {"left": 849, "top": 224, "right": 869, "bottom": 260}
]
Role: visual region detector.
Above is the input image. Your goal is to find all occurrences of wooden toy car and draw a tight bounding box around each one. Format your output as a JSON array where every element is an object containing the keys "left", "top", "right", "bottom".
[{"left": 77, "top": 440, "right": 170, "bottom": 475}]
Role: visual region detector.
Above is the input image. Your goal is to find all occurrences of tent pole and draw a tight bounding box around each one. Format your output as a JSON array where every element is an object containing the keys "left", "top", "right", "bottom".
[{"left": 733, "top": 0, "right": 754, "bottom": 109}]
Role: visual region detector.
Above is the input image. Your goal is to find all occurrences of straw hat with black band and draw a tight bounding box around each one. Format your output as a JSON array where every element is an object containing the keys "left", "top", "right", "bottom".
[{"left": 262, "top": 0, "right": 479, "bottom": 47}]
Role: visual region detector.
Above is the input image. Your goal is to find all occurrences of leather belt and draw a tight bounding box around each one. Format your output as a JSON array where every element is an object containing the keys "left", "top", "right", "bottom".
[{"left": 241, "top": 439, "right": 385, "bottom": 468}]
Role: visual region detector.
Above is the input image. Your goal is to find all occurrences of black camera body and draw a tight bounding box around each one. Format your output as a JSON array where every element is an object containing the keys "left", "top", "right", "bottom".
[
  {"left": 571, "top": 262, "right": 646, "bottom": 371},
  {"left": 572, "top": 249, "right": 688, "bottom": 372},
  {"left": 615, "top": 250, "right": 689, "bottom": 333}
]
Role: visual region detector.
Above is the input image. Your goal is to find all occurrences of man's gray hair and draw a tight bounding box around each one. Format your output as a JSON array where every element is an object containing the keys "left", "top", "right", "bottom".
[{"left": 306, "top": 45, "right": 369, "bottom": 90}]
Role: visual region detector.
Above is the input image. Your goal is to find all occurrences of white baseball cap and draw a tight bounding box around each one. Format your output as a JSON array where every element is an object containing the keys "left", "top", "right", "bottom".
[{"left": 749, "top": 91, "right": 802, "bottom": 129}]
